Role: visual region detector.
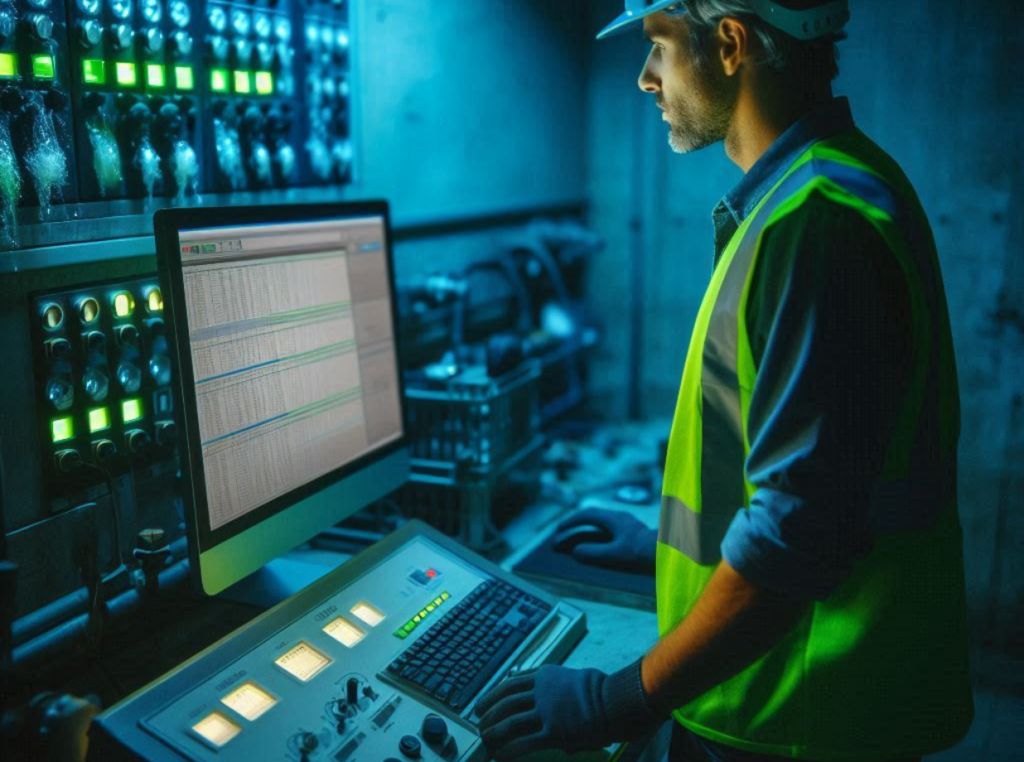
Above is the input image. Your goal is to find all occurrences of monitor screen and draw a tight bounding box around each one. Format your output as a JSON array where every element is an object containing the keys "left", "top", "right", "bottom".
[{"left": 157, "top": 202, "right": 409, "bottom": 595}]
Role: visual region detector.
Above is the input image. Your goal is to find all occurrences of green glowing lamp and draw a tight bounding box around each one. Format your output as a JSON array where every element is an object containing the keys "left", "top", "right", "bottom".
[
  {"left": 116, "top": 61, "right": 137, "bottom": 87},
  {"left": 175, "top": 65, "right": 194, "bottom": 91},
  {"left": 82, "top": 59, "right": 106, "bottom": 85},
  {"left": 233, "top": 70, "right": 251, "bottom": 94},
  {"left": 32, "top": 54, "right": 55, "bottom": 80},
  {"left": 0, "top": 53, "right": 17, "bottom": 79},
  {"left": 89, "top": 407, "right": 111, "bottom": 433},
  {"left": 52, "top": 417, "right": 74, "bottom": 443},
  {"left": 210, "top": 69, "right": 229, "bottom": 93},
  {"left": 113, "top": 291, "right": 134, "bottom": 318},
  {"left": 146, "top": 63, "right": 166, "bottom": 88},
  {"left": 122, "top": 398, "right": 143, "bottom": 424},
  {"left": 255, "top": 71, "right": 273, "bottom": 95}
]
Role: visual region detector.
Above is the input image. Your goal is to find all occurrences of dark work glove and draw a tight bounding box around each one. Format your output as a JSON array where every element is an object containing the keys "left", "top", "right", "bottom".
[
  {"left": 474, "top": 660, "right": 661, "bottom": 761},
  {"left": 556, "top": 507, "right": 658, "bottom": 574}
]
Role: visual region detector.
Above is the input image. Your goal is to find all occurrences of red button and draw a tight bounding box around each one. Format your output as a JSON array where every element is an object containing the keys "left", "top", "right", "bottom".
[{"left": 426, "top": 569, "right": 437, "bottom": 578}]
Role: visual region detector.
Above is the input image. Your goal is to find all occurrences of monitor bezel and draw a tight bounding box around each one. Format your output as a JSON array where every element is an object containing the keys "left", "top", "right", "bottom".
[{"left": 155, "top": 201, "right": 407, "bottom": 586}]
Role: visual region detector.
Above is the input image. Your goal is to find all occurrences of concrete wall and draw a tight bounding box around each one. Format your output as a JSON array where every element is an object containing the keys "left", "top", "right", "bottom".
[
  {"left": 350, "top": 0, "right": 589, "bottom": 282},
  {"left": 583, "top": 0, "right": 1024, "bottom": 667}
]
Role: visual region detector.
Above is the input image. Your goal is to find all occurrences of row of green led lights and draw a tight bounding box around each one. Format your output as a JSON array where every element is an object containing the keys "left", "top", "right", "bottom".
[
  {"left": 210, "top": 69, "right": 275, "bottom": 96},
  {"left": 51, "top": 398, "right": 144, "bottom": 444},
  {"left": 0, "top": 52, "right": 57, "bottom": 81},
  {"left": 393, "top": 591, "right": 451, "bottom": 639},
  {"left": 82, "top": 59, "right": 196, "bottom": 91}
]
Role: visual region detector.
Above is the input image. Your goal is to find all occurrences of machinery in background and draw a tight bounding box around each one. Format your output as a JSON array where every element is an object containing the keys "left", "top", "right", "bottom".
[{"left": 395, "top": 219, "right": 602, "bottom": 555}]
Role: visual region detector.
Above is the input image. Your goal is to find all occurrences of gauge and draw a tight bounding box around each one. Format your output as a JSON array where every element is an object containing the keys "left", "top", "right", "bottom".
[
  {"left": 231, "top": 8, "right": 250, "bottom": 36},
  {"left": 274, "top": 16, "right": 291, "bottom": 41},
  {"left": 208, "top": 6, "right": 227, "bottom": 33},
  {"left": 141, "top": 0, "right": 161, "bottom": 24},
  {"left": 47, "top": 377, "right": 74, "bottom": 411},
  {"left": 275, "top": 641, "right": 330, "bottom": 682},
  {"left": 117, "top": 361, "right": 142, "bottom": 393},
  {"left": 108, "top": 0, "right": 132, "bottom": 21},
  {"left": 83, "top": 367, "right": 110, "bottom": 401},
  {"left": 220, "top": 683, "right": 276, "bottom": 722},
  {"left": 254, "top": 12, "right": 271, "bottom": 39},
  {"left": 42, "top": 302, "right": 64, "bottom": 330},
  {"left": 169, "top": 0, "right": 189, "bottom": 27}
]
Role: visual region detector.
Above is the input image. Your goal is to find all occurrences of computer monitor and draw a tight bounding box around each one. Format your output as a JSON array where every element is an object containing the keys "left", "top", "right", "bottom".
[{"left": 155, "top": 202, "right": 409, "bottom": 596}]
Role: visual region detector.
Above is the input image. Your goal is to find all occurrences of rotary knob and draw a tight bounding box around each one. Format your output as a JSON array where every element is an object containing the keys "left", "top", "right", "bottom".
[
  {"left": 0, "top": 12, "right": 15, "bottom": 42},
  {"left": 26, "top": 13, "right": 54, "bottom": 41},
  {"left": 54, "top": 449, "right": 82, "bottom": 473},
  {"left": 233, "top": 38, "right": 253, "bottom": 66},
  {"left": 398, "top": 736, "right": 421, "bottom": 759},
  {"left": 115, "top": 324, "right": 139, "bottom": 346},
  {"left": 154, "top": 421, "right": 176, "bottom": 447},
  {"left": 93, "top": 440, "right": 117, "bottom": 461},
  {"left": 125, "top": 429, "right": 150, "bottom": 453},
  {"left": 143, "top": 27, "right": 165, "bottom": 53},
  {"left": 209, "top": 35, "right": 229, "bottom": 61},
  {"left": 110, "top": 23, "right": 132, "bottom": 51},
  {"left": 170, "top": 30, "right": 193, "bottom": 57},
  {"left": 421, "top": 714, "right": 448, "bottom": 745},
  {"left": 78, "top": 19, "right": 103, "bottom": 49}
]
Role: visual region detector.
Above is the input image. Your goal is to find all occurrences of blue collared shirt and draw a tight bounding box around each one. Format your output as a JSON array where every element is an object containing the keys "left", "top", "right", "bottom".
[{"left": 713, "top": 97, "right": 914, "bottom": 600}]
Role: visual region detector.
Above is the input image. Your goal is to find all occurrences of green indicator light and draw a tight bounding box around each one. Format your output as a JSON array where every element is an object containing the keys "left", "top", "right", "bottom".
[
  {"left": 116, "top": 62, "right": 137, "bottom": 87},
  {"left": 122, "top": 398, "right": 143, "bottom": 424},
  {"left": 89, "top": 407, "right": 111, "bottom": 433},
  {"left": 254, "top": 71, "right": 273, "bottom": 95},
  {"left": 82, "top": 59, "right": 106, "bottom": 85},
  {"left": 52, "top": 417, "right": 74, "bottom": 443},
  {"left": 146, "top": 63, "right": 165, "bottom": 88},
  {"left": 0, "top": 53, "right": 17, "bottom": 79},
  {"left": 113, "top": 292, "right": 134, "bottom": 317},
  {"left": 233, "top": 70, "right": 251, "bottom": 94},
  {"left": 32, "top": 54, "right": 55, "bottom": 80},
  {"left": 393, "top": 629, "right": 407, "bottom": 639},
  {"left": 210, "top": 69, "right": 229, "bottom": 92},
  {"left": 174, "top": 65, "right": 194, "bottom": 91}
]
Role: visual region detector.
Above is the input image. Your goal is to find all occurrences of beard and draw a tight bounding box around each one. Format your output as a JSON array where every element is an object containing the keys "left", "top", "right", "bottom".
[{"left": 662, "top": 66, "right": 736, "bottom": 154}]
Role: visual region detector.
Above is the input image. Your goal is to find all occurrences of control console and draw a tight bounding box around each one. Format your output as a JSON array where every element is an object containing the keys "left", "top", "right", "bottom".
[{"left": 89, "top": 520, "right": 587, "bottom": 761}]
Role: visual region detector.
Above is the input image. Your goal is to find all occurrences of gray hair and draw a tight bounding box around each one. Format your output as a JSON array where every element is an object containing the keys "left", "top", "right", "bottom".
[{"left": 677, "top": 0, "right": 844, "bottom": 84}]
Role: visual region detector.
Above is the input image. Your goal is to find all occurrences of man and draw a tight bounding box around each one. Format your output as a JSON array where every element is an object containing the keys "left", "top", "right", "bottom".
[{"left": 474, "top": 2, "right": 973, "bottom": 761}]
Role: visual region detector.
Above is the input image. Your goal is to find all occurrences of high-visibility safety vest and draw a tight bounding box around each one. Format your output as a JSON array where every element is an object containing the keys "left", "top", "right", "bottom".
[{"left": 657, "top": 129, "right": 973, "bottom": 760}]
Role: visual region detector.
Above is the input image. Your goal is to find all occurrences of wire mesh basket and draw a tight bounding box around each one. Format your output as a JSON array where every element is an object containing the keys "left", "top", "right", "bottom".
[
  {"left": 400, "top": 360, "right": 543, "bottom": 553},
  {"left": 405, "top": 360, "right": 541, "bottom": 475}
]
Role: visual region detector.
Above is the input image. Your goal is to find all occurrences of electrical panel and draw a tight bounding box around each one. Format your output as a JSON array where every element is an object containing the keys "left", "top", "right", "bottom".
[
  {"left": 30, "top": 276, "right": 176, "bottom": 505},
  {"left": 0, "top": 0, "right": 355, "bottom": 241}
]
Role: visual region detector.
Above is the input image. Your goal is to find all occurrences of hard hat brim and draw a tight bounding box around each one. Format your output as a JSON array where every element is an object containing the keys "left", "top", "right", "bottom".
[{"left": 596, "top": 1, "right": 685, "bottom": 40}]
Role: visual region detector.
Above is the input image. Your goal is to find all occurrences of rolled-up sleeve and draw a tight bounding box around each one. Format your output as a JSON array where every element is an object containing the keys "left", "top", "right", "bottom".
[{"left": 720, "top": 191, "right": 913, "bottom": 601}]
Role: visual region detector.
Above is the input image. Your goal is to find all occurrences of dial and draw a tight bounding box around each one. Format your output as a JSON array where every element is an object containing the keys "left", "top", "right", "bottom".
[
  {"left": 108, "top": 0, "right": 132, "bottom": 21},
  {"left": 254, "top": 12, "right": 272, "bottom": 39},
  {"left": 47, "top": 377, "right": 74, "bottom": 411},
  {"left": 83, "top": 367, "right": 110, "bottom": 402},
  {"left": 231, "top": 8, "right": 250, "bottom": 36},
  {"left": 169, "top": 0, "right": 190, "bottom": 28},
  {"left": 141, "top": 0, "right": 162, "bottom": 24},
  {"left": 208, "top": 6, "right": 227, "bottom": 33}
]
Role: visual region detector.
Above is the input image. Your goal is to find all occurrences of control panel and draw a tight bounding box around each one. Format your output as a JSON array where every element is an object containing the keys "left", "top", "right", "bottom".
[
  {"left": 31, "top": 275, "right": 176, "bottom": 502},
  {"left": 89, "top": 521, "right": 587, "bottom": 762}
]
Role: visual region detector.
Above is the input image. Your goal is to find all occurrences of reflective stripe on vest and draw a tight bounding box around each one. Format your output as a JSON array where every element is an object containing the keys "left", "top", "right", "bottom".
[{"left": 659, "top": 156, "right": 944, "bottom": 565}]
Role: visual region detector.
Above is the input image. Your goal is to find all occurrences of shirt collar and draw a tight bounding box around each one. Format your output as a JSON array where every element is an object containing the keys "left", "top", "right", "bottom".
[{"left": 715, "top": 97, "right": 856, "bottom": 227}]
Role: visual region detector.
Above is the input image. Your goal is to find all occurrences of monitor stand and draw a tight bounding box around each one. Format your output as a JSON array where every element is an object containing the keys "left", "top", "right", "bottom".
[{"left": 216, "top": 548, "right": 353, "bottom": 609}]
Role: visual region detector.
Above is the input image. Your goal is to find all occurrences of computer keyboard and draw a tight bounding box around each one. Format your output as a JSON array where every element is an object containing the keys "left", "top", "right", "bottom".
[{"left": 386, "top": 578, "right": 553, "bottom": 713}]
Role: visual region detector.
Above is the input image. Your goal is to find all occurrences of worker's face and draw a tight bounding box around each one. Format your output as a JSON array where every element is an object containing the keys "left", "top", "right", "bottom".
[{"left": 638, "top": 14, "right": 736, "bottom": 154}]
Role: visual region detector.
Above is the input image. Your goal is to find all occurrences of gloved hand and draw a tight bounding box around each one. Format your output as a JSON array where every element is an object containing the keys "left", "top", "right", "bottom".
[
  {"left": 474, "top": 660, "right": 661, "bottom": 761},
  {"left": 556, "top": 507, "right": 658, "bottom": 574}
]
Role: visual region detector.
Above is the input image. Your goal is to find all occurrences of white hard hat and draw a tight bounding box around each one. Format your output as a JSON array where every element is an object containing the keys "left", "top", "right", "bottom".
[{"left": 597, "top": 0, "right": 850, "bottom": 42}]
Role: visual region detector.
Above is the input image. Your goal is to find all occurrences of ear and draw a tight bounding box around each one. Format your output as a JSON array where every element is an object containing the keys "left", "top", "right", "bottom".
[{"left": 717, "top": 17, "right": 750, "bottom": 77}]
